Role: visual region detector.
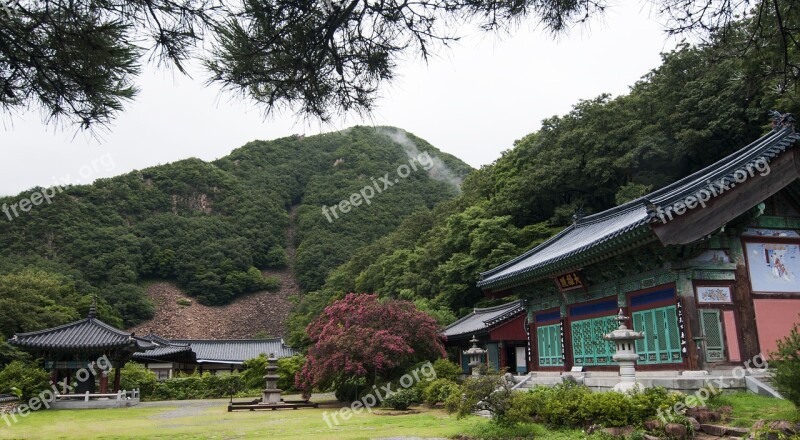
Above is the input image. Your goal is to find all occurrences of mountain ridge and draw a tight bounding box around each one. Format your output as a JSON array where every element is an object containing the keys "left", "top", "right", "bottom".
[{"left": 0, "top": 126, "right": 472, "bottom": 339}]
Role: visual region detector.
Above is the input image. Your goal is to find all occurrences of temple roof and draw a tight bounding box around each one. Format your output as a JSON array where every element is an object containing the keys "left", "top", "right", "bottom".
[
  {"left": 9, "top": 317, "right": 154, "bottom": 353},
  {"left": 132, "top": 338, "right": 298, "bottom": 364},
  {"left": 441, "top": 300, "right": 525, "bottom": 339},
  {"left": 478, "top": 124, "right": 800, "bottom": 292}
]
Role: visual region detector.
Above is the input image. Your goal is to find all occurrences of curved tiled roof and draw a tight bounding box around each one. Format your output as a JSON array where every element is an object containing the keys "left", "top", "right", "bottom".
[
  {"left": 132, "top": 338, "right": 300, "bottom": 364},
  {"left": 9, "top": 318, "right": 152, "bottom": 352},
  {"left": 441, "top": 300, "right": 525, "bottom": 339},
  {"left": 170, "top": 339, "right": 298, "bottom": 363},
  {"left": 478, "top": 125, "right": 800, "bottom": 291}
]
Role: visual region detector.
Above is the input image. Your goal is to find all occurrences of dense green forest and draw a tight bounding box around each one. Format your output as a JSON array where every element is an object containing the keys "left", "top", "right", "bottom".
[
  {"left": 0, "top": 127, "right": 470, "bottom": 344},
  {"left": 286, "top": 24, "right": 800, "bottom": 346}
]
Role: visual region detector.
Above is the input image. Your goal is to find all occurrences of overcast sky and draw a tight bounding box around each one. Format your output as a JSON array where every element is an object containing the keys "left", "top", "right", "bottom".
[{"left": 0, "top": 2, "right": 678, "bottom": 197}]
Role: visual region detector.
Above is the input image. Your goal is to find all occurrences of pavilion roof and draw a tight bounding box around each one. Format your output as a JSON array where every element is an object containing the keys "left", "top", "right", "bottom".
[
  {"left": 441, "top": 300, "right": 525, "bottom": 339},
  {"left": 478, "top": 123, "right": 799, "bottom": 292},
  {"left": 9, "top": 316, "right": 154, "bottom": 353}
]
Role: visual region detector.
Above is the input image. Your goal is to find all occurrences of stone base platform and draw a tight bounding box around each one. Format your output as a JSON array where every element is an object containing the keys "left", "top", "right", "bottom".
[
  {"left": 511, "top": 370, "right": 779, "bottom": 395},
  {"left": 227, "top": 398, "right": 318, "bottom": 411}
]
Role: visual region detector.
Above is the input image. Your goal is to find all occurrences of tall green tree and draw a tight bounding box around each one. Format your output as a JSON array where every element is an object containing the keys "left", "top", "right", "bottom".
[{"left": 2, "top": 0, "right": 796, "bottom": 127}]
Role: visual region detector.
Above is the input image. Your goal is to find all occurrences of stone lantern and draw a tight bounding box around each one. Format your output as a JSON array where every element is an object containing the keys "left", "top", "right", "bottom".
[
  {"left": 603, "top": 309, "right": 645, "bottom": 393},
  {"left": 463, "top": 335, "right": 487, "bottom": 376}
]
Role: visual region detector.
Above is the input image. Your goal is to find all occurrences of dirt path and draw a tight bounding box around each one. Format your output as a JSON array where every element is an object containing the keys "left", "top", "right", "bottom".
[{"left": 129, "top": 206, "right": 301, "bottom": 339}]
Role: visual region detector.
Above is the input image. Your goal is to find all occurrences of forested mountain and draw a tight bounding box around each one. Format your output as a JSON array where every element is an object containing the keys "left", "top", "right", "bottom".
[
  {"left": 287, "top": 35, "right": 800, "bottom": 346},
  {"left": 0, "top": 127, "right": 471, "bottom": 341}
]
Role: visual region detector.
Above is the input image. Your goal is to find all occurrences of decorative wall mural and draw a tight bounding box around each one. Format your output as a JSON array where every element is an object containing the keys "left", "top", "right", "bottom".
[
  {"left": 696, "top": 286, "right": 733, "bottom": 304},
  {"left": 746, "top": 242, "right": 800, "bottom": 292}
]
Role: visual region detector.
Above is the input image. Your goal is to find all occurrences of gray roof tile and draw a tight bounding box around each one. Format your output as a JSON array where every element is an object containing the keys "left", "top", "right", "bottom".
[
  {"left": 479, "top": 126, "right": 800, "bottom": 290},
  {"left": 9, "top": 318, "right": 152, "bottom": 352},
  {"left": 441, "top": 300, "right": 525, "bottom": 339}
]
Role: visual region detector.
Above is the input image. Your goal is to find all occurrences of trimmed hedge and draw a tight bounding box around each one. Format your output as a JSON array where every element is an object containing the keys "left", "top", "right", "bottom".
[
  {"left": 503, "top": 382, "right": 685, "bottom": 428},
  {"left": 151, "top": 372, "right": 243, "bottom": 400}
]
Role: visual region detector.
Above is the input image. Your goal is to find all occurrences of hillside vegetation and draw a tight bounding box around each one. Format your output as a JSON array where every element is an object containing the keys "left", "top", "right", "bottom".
[
  {"left": 287, "top": 32, "right": 800, "bottom": 346},
  {"left": 0, "top": 127, "right": 470, "bottom": 340}
]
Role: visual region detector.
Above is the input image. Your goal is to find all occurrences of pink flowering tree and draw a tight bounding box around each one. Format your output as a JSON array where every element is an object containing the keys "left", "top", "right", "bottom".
[{"left": 296, "top": 293, "right": 445, "bottom": 393}]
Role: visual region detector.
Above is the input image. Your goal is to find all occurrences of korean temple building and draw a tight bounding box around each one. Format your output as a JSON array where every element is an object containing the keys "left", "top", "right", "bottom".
[
  {"left": 9, "top": 306, "right": 298, "bottom": 398},
  {"left": 467, "top": 114, "right": 800, "bottom": 376},
  {"left": 441, "top": 300, "right": 529, "bottom": 374},
  {"left": 132, "top": 334, "right": 298, "bottom": 379},
  {"left": 8, "top": 304, "right": 156, "bottom": 396}
]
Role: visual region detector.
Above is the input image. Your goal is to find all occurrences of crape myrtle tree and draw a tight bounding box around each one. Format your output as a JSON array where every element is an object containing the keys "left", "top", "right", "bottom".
[
  {"left": 295, "top": 293, "right": 445, "bottom": 394},
  {"left": 1, "top": 0, "right": 797, "bottom": 128}
]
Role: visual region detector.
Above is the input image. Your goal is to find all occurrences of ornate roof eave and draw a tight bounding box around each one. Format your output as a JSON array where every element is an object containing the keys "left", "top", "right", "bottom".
[
  {"left": 477, "top": 119, "right": 798, "bottom": 294},
  {"left": 482, "top": 305, "right": 526, "bottom": 327},
  {"left": 479, "top": 225, "right": 657, "bottom": 292},
  {"left": 9, "top": 316, "right": 156, "bottom": 354}
]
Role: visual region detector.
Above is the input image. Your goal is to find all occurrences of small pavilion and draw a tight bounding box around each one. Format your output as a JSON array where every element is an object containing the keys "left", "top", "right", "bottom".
[{"left": 8, "top": 304, "right": 155, "bottom": 395}]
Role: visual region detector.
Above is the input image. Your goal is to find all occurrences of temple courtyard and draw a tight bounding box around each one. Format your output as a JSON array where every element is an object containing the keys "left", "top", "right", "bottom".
[{"left": 0, "top": 393, "right": 795, "bottom": 439}]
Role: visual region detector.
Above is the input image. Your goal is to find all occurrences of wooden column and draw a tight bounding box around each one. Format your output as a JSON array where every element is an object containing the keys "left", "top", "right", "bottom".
[
  {"left": 99, "top": 371, "right": 109, "bottom": 393},
  {"left": 113, "top": 365, "right": 121, "bottom": 392},
  {"left": 498, "top": 342, "right": 507, "bottom": 372},
  {"left": 730, "top": 238, "right": 761, "bottom": 361}
]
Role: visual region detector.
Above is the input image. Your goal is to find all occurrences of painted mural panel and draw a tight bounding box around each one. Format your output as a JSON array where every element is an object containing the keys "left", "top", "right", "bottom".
[
  {"left": 745, "top": 242, "right": 800, "bottom": 292},
  {"left": 697, "top": 286, "right": 733, "bottom": 304}
]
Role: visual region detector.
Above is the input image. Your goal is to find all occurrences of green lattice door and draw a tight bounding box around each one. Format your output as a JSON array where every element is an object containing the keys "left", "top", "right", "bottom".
[
  {"left": 632, "top": 305, "right": 683, "bottom": 365},
  {"left": 700, "top": 309, "right": 725, "bottom": 362},
  {"left": 537, "top": 323, "right": 563, "bottom": 367},
  {"left": 571, "top": 316, "right": 617, "bottom": 366}
]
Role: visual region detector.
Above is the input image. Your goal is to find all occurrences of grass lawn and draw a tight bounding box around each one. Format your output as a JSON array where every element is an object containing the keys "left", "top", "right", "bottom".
[
  {"left": 0, "top": 396, "right": 491, "bottom": 440},
  {"left": 711, "top": 392, "right": 800, "bottom": 428},
  {"left": 4, "top": 392, "right": 793, "bottom": 439}
]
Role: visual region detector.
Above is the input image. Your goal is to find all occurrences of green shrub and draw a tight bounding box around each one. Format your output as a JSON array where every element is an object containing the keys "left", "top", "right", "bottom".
[
  {"left": 335, "top": 377, "right": 366, "bottom": 402},
  {"left": 404, "top": 384, "right": 424, "bottom": 403},
  {"left": 423, "top": 378, "right": 460, "bottom": 405},
  {"left": 262, "top": 275, "right": 281, "bottom": 291},
  {"left": 120, "top": 362, "right": 158, "bottom": 397},
  {"left": 444, "top": 384, "right": 463, "bottom": 413},
  {"left": 151, "top": 371, "right": 243, "bottom": 400},
  {"left": 276, "top": 355, "right": 305, "bottom": 392},
  {"left": 772, "top": 318, "right": 800, "bottom": 408},
  {"left": 499, "top": 383, "right": 683, "bottom": 429},
  {"left": 431, "top": 359, "right": 462, "bottom": 382},
  {"left": 629, "top": 387, "right": 686, "bottom": 422},
  {"left": 383, "top": 388, "right": 416, "bottom": 410},
  {"left": 176, "top": 298, "right": 192, "bottom": 307},
  {"left": 264, "top": 246, "right": 288, "bottom": 268},
  {"left": 578, "top": 390, "right": 635, "bottom": 427},
  {"left": 541, "top": 381, "right": 591, "bottom": 427},
  {"left": 0, "top": 360, "right": 50, "bottom": 401},
  {"left": 240, "top": 354, "right": 268, "bottom": 390},
  {"left": 448, "top": 373, "right": 515, "bottom": 423},
  {"left": 503, "top": 386, "right": 549, "bottom": 424}
]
